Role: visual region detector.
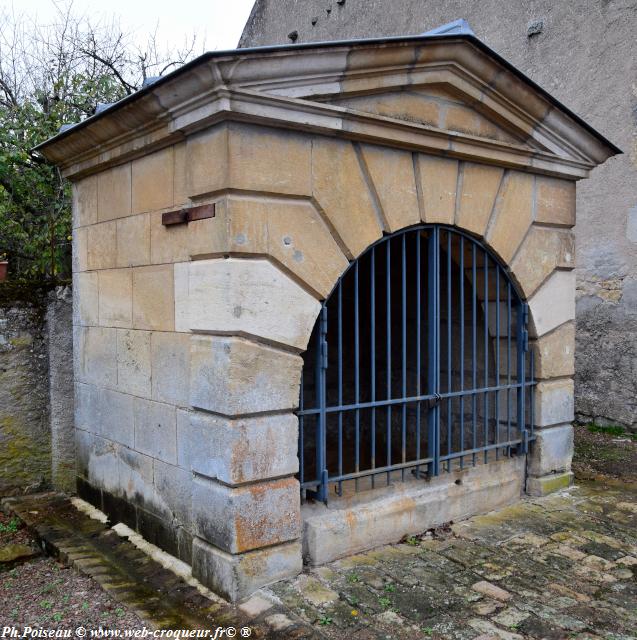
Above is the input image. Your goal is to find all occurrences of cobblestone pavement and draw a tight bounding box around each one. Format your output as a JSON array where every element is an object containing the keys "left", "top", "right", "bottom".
[
  {"left": 3, "top": 479, "right": 636, "bottom": 639},
  {"left": 267, "top": 479, "right": 637, "bottom": 639}
]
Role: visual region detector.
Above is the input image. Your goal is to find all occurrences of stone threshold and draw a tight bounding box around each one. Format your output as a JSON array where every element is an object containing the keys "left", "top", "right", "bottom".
[{"left": 1, "top": 492, "right": 316, "bottom": 636}]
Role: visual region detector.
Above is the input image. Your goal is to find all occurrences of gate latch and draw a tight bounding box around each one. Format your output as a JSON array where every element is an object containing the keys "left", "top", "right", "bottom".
[{"left": 425, "top": 393, "right": 441, "bottom": 410}]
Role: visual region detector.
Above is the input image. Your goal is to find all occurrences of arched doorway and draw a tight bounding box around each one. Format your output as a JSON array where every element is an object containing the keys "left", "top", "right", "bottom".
[{"left": 298, "top": 225, "right": 535, "bottom": 503}]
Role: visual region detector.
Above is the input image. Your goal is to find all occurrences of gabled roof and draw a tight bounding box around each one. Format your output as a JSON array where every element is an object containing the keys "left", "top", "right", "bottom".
[{"left": 36, "top": 25, "right": 620, "bottom": 179}]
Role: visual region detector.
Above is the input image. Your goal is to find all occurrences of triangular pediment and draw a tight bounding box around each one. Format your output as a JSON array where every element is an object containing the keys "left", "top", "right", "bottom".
[
  {"left": 322, "top": 85, "right": 530, "bottom": 147},
  {"left": 36, "top": 34, "right": 619, "bottom": 178}
]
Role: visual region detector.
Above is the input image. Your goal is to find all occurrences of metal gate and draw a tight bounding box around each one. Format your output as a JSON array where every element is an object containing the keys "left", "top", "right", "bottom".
[{"left": 298, "top": 225, "right": 536, "bottom": 503}]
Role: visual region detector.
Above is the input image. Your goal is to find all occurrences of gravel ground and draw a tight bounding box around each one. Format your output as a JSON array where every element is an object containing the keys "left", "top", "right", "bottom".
[{"left": 0, "top": 511, "right": 144, "bottom": 631}]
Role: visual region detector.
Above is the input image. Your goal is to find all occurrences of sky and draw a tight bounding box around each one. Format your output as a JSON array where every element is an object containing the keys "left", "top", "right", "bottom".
[{"left": 3, "top": 0, "right": 256, "bottom": 52}]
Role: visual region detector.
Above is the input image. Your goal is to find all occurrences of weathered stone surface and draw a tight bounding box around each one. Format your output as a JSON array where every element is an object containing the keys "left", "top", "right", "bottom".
[
  {"left": 99, "top": 388, "right": 134, "bottom": 447},
  {"left": 312, "top": 137, "right": 383, "bottom": 257},
  {"left": 73, "top": 226, "right": 88, "bottom": 272},
  {"left": 116, "top": 214, "right": 150, "bottom": 268},
  {"left": 529, "top": 270, "right": 576, "bottom": 337},
  {"left": 72, "top": 175, "right": 98, "bottom": 228},
  {"left": 535, "top": 176, "right": 575, "bottom": 226},
  {"left": 192, "top": 538, "right": 303, "bottom": 602},
  {"left": 534, "top": 378, "right": 575, "bottom": 428},
  {"left": 532, "top": 322, "right": 575, "bottom": 379},
  {"left": 173, "top": 262, "right": 189, "bottom": 333},
  {"left": 97, "top": 163, "right": 132, "bottom": 222},
  {"left": 73, "top": 272, "right": 98, "bottom": 326},
  {"left": 178, "top": 411, "right": 298, "bottom": 485},
  {"left": 228, "top": 124, "right": 311, "bottom": 196},
  {"left": 471, "top": 580, "right": 512, "bottom": 602},
  {"left": 190, "top": 335, "right": 302, "bottom": 416},
  {"left": 150, "top": 331, "right": 190, "bottom": 406},
  {"left": 150, "top": 210, "right": 189, "bottom": 265},
  {"left": 190, "top": 196, "right": 349, "bottom": 298},
  {"left": 153, "top": 458, "right": 192, "bottom": 526},
  {"left": 192, "top": 476, "right": 300, "bottom": 554},
  {"left": 526, "top": 471, "right": 574, "bottom": 496},
  {"left": 186, "top": 125, "right": 228, "bottom": 197},
  {"left": 528, "top": 424, "right": 573, "bottom": 476},
  {"left": 302, "top": 456, "right": 525, "bottom": 565},
  {"left": 487, "top": 171, "right": 534, "bottom": 263},
  {"left": 75, "top": 382, "right": 99, "bottom": 433},
  {"left": 132, "top": 265, "right": 175, "bottom": 331},
  {"left": 116, "top": 329, "right": 151, "bottom": 398},
  {"left": 360, "top": 144, "right": 420, "bottom": 231},
  {"left": 445, "top": 104, "right": 516, "bottom": 142},
  {"left": 186, "top": 258, "right": 320, "bottom": 350},
  {"left": 98, "top": 269, "right": 132, "bottom": 328},
  {"left": 173, "top": 141, "right": 188, "bottom": 207},
  {"left": 133, "top": 397, "right": 177, "bottom": 464},
  {"left": 87, "top": 221, "right": 117, "bottom": 270},
  {"left": 131, "top": 147, "right": 174, "bottom": 214},
  {"left": 77, "top": 326, "right": 117, "bottom": 388},
  {"left": 0, "top": 543, "right": 39, "bottom": 564},
  {"left": 418, "top": 155, "right": 458, "bottom": 224},
  {"left": 455, "top": 162, "right": 503, "bottom": 236},
  {"left": 511, "top": 226, "right": 575, "bottom": 297}
]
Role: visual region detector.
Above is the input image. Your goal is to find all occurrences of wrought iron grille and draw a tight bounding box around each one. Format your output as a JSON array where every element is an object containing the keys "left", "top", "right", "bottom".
[{"left": 298, "top": 225, "right": 535, "bottom": 503}]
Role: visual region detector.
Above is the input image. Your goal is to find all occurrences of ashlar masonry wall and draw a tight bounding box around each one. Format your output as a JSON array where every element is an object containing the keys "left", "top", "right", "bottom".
[{"left": 42, "top": 35, "right": 616, "bottom": 602}]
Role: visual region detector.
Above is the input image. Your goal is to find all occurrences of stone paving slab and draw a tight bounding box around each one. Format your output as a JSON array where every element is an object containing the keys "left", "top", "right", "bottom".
[
  {"left": 4, "top": 479, "right": 637, "bottom": 639},
  {"left": 268, "top": 479, "right": 637, "bottom": 639}
]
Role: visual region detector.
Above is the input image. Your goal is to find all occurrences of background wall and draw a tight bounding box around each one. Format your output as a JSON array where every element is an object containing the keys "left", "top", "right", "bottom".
[
  {"left": 0, "top": 284, "right": 73, "bottom": 495},
  {"left": 240, "top": 0, "right": 637, "bottom": 431}
]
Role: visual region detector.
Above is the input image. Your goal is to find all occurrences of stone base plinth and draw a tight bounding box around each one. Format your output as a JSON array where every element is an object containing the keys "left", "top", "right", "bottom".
[
  {"left": 526, "top": 471, "right": 574, "bottom": 496},
  {"left": 302, "top": 456, "right": 525, "bottom": 565},
  {"left": 192, "top": 537, "right": 302, "bottom": 602}
]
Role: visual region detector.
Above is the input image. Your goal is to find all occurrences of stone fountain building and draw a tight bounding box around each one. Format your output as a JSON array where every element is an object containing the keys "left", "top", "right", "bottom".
[{"left": 37, "top": 25, "right": 617, "bottom": 601}]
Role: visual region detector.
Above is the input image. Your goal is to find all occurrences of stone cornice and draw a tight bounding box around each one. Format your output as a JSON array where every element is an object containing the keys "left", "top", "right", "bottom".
[{"left": 36, "top": 37, "right": 619, "bottom": 180}]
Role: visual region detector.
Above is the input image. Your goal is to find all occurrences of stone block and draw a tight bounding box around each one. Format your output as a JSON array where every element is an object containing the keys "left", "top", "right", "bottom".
[
  {"left": 116, "top": 329, "right": 151, "bottom": 398},
  {"left": 97, "top": 164, "right": 132, "bottom": 222},
  {"left": 312, "top": 137, "right": 382, "bottom": 257},
  {"left": 192, "top": 476, "right": 300, "bottom": 553},
  {"left": 79, "top": 327, "right": 117, "bottom": 388},
  {"left": 192, "top": 538, "right": 302, "bottom": 602},
  {"left": 445, "top": 105, "right": 512, "bottom": 141},
  {"left": 532, "top": 322, "right": 575, "bottom": 379},
  {"left": 360, "top": 144, "right": 419, "bottom": 231},
  {"left": 98, "top": 269, "right": 132, "bottom": 328},
  {"left": 418, "top": 155, "right": 458, "bottom": 224},
  {"left": 173, "top": 262, "right": 189, "bottom": 332},
  {"left": 132, "top": 265, "right": 175, "bottom": 331},
  {"left": 99, "top": 388, "right": 134, "bottom": 448},
  {"left": 151, "top": 331, "right": 190, "bottom": 406},
  {"left": 73, "top": 272, "right": 98, "bottom": 326},
  {"left": 116, "top": 214, "right": 150, "bottom": 267},
  {"left": 75, "top": 382, "right": 100, "bottom": 433},
  {"left": 511, "top": 226, "right": 574, "bottom": 297},
  {"left": 131, "top": 147, "right": 174, "bottom": 214},
  {"left": 534, "top": 378, "right": 574, "bottom": 427},
  {"left": 190, "top": 335, "right": 302, "bottom": 416},
  {"left": 87, "top": 221, "right": 117, "bottom": 270},
  {"left": 150, "top": 210, "right": 189, "bottom": 264},
  {"left": 186, "top": 258, "right": 320, "bottom": 350},
  {"left": 133, "top": 397, "right": 177, "bottom": 464},
  {"left": 83, "top": 434, "right": 121, "bottom": 496},
  {"left": 117, "top": 444, "right": 154, "bottom": 504},
  {"left": 73, "top": 227, "right": 88, "bottom": 272},
  {"left": 178, "top": 411, "right": 298, "bottom": 485},
  {"left": 535, "top": 176, "right": 575, "bottom": 226},
  {"left": 528, "top": 424, "right": 573, "bottom": 477},
  {"left": 197, "top": 196, "right": 347, "bottom": 299},
  {"left": 173, "top": 142, "right": 188, "bottom": 207},
  {"left": 75, "top": 427, "right": 92, "bottom": 479},
  {"left": 228, "top": 124, "right": 311, "bottom": 196},
  {"left": 153, "top": 459, "right": 192, "bottom": 526},
  {"left": 528, "top": 270, "right": 575, "bottom": 337},
  {"left": 487, "top": 171, "right": 534, "bottom": 263},
  {"left": 72, "top": 175, "right": 97, "bottom": 227},
  {"left": 455, "top": 162, "right": 503, "bottom": 236},
  {"left": 526, "top": 471, "right": 574, "bottom": 496},
  {"left": 186, "top": 126, "right": 229, "bottom": 197}
]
